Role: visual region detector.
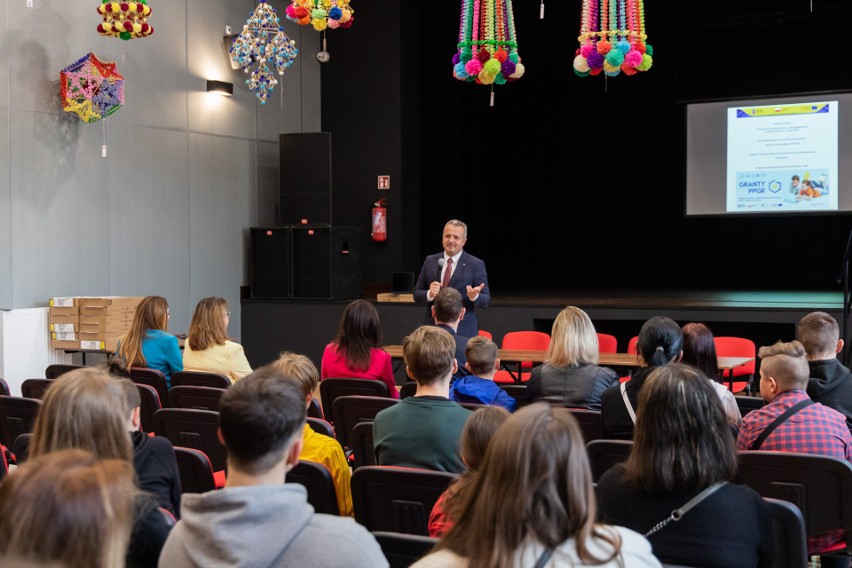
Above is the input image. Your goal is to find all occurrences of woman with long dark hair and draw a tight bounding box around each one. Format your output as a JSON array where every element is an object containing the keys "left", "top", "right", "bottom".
[
  {"left": 596, "top": 363, "right": 773, "bottom": 567},
  {"left": 320, "top": 299, "right": 398, "bottom": 397},
  {"left": 681, "top": 322, "right": 742, "bottom": 426}
]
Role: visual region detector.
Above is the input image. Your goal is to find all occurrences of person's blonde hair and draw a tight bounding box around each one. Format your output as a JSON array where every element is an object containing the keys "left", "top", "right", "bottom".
[
  {"left": 267, "top": 351, "right": 319, "bottom": 399},
  {"left": 437, "top": 403, "right": 622, "bottom": 568},
  {"left": 187, "top": 297, "right": 229, "bottom": 351},
  {"left": 29, "top": 368, "right": 133, "bottom": 463},
  {"left": 546, "top": 306, "right": 600, "bottom": 367},
  {"left": 116, "top": 296, "right": 169, "bottom": 368},
  {"left": 758, "top": 340, "right": 810, "bottom": 391},
  {"left": 402, "top": 326, "right": 455, "bottom": 385},
  {"left": 0, "top": 449, "right": 136, "bottom": 568}
]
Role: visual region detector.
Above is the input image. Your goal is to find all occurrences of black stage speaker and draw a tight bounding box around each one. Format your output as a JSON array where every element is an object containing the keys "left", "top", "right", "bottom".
[
  {"left": 279, "top": 132, "right": 331, "bottom": 225},
  {"left": 291, "top": 225, "right": 361, "bottom": 300},
  {"left": 250, "top": 227, "right": 290, "bottom": 299}
]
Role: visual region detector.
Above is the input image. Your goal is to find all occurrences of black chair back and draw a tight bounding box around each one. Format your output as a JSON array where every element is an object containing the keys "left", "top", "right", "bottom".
[
  {"left": 171, "top": 371, "right": 231, "bottom": 389},
  {"left": 0, "top": 378, "right": 10, "bottom": 396},
  {"left": 372, "top": 531, "right": 439, "bottom": 568},
  {"left": 130, "top": 368, "right": 170, "bottom": 408},
  {"left": 351, "top": 466, "right": 458, "bottom": 535},
  {"left": 331, "top": 395, "right": 398, "bottom": 448},
  {"left": 306, "top": 417, "right": 335, "bottom": 438},
  {"left": 498, "top": 384, "right": 529, "bottom": 408},
  {"left": 736, "top": 450, "right": 852, "bottom": 554},
  {"left": 764, "top": 497, "right": 808, "bottom": 568},
  {"left": 136, "top": 383, "right": 163, "bottom": 434},
  {"left": 173, "top": 446, "right": 217, "bottom": 494},
  {"left": 734, "top": 395, "right": 765, "bottom": 417},
  {"left": 287, "top": 460, "right": 340, "bottom": 515},
  {"left": 20, "top": 378, "right": 54, "bottom": 400},
  {"left": 319, "top": 378, "right": 390, "bottom": 424},
  {"left": 12, "top": 432, "right": 31, "bottom": 464},
  {"left": 153, "top": 408, "right": 227, "bottom": 473},
  {"left": 307, "top": 397, "right": 324, "bottom": 419},
  {"left": 349, "top": 421, "right": 376, "bottom": 470},
  {"left": 168, "top": 385, "right": 225, "bottom": 411},
  {"left": 44, "top": 363, "right": 85, "bottom": 379},
  {"left": 0, "top": 396, "right": 42, "bottom": 448},
  {"left": 560, "top": 408, "right": 604, "bottom": 443},
  {"left": 399, "top": 382, "right": 417, "bottom": 399},
  {"left": 585, "top": 439, "right": 633, "bottom": 482}
]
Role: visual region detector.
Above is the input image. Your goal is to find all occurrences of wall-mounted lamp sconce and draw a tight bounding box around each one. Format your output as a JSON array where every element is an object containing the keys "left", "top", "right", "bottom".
[{"left": 207, "top": 80, "right": 234, "bottom": 96}]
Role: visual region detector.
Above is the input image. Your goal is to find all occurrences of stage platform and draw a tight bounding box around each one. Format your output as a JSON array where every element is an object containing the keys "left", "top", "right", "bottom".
[{"left": 241, "top": 288, "right": 846, "bottom": 377}]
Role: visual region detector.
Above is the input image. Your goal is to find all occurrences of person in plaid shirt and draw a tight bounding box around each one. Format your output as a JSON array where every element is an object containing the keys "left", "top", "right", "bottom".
[{"left": 737, "top": 340, "right": 852, "bottom": 562}]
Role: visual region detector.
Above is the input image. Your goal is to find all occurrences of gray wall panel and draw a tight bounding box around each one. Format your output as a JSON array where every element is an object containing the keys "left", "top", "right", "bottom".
[
  {"left": 107, "top": 126, "right": 191, "bottom": 333},
  {"left": 0, "top": 110, "right": 10, "bottom": 308},
  {"left": 187, "top": 133, "right": 254, "bottom": 342},
  {"left": 10, "top": 109, "right": 110, "bottom": 305},
  {"left": 0, "top": 0, "right": 8, "bottom": 108}
]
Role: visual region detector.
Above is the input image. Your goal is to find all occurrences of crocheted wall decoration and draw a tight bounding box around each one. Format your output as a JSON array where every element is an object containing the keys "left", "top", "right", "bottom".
[
  {"left": 60, "top": 53, "right": 125, "bottom": 123},
  {"left": 573, "top": 0, "right": 652, "bottom": 77},
  {"left": 285, "top": 0, "right": 354, "bottom": 32},
  {"left": 453, "top": 0, "right": 524, "bottom": 89},
  {"left": 96, "top": 0, "right": 153, "bottom": 40},
  {"left": 230, "top": 1, "right": 299, "bottom": 104}
]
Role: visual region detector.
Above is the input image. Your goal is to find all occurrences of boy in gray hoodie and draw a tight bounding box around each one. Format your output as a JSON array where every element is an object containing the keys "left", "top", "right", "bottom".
[{"left": 158, "top": 366, "right": 388, "bottom": 568}]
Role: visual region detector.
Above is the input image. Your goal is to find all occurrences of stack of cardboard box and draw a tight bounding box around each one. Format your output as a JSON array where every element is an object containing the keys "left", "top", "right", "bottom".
[
  {"left": 49, "top": 297, "right": 143, "bottom": 352},
  {"left": 78, "top": 297, "right": 143, "bottom": 352},
  {"left": 49, "top": 297, "right": 80, "bottom": 349}
]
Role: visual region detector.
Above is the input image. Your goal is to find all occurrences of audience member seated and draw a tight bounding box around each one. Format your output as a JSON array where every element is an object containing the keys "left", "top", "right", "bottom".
[
  {"left": 182, "top": 297, "right": 252, "bottom": 383},
  {"left": 449, "top": 336, "right": 516, "bottom": 412},
  {"left": 798, "top": 311, "right": 852, "bottom": 433},
  {"left": 681, "top": 322, "right": 742, "bottom": 427},
  {"left": 737, "top": 340, "right": 852, "bottom": 562},
  {"left": 268, "top": 350, "right": 353, "bottom": 517},
  {"left": 431, "top": 287, "right": 472, "bottom": 380},
  {"left": 116, "top": 295, "right": 183, "bottom": 388},
  {"left": 158, "top": 366, "right": 387, "bottom": 568},
  {"left": 600, "top": 316, "right": 682, "bottom": 439},
  {"left": 113, "top": 370, "right": 182, "bottom": 518},
  {"left": 0, "top": 449, "right": 137, "bottom": 568},
  {"left": 28, "top": 368, "right": 173, "bottom": 568},
  {"left": 596, "top": 364, "right": 774, "bottom": 567},
  {"left": 527, "top": 306, "right": 619, "bottom": 410},
  {"left": 428, "top": 406, "right": 510, "bottom": 537},
  {"left": 321, "top": 299, "right": 398, "bottom": 398},
  {"left": 373, "top": 326, "right": 471, "bottom": 473},
  {"left": 412, "top": 403, "right": 660, "bottom": 568}
]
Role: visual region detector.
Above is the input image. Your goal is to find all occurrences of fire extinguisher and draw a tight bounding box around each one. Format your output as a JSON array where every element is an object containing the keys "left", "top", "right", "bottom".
[{"left": 371, "top": 198, "right": 387, "bottom": 242}]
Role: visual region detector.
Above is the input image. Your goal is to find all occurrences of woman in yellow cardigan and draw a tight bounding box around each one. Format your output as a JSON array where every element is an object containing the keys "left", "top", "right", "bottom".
[{"left": 183, "top": 297, "right": 253, "bottom": 383}]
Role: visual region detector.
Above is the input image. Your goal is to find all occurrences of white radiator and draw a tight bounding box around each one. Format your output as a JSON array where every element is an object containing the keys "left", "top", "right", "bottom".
[{"left": 0, "top": 308, "right": 73, "bottom": 396}]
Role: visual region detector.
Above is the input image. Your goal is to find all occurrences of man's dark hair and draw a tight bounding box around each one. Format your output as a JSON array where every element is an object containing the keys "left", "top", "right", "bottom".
[
  {"left": 219, "top": 365, "right": 306, "bottom": 475},
  {"left": 433, "top": 287, "right": 463, "bottom": 323}
]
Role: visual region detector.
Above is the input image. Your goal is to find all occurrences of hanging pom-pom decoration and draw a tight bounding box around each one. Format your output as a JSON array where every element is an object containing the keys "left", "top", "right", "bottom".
[
  {"left": 96, "top": 0, "right": 153, "bottom": 40},
  {"left": 574, "top": 0, "right": 652, "bottom": 78},
  {"left": 286, "top": 0, "right": 355, "bottom": 31},
  {"left": 453, "top": 0, "right": 524, "bottom": 94}
]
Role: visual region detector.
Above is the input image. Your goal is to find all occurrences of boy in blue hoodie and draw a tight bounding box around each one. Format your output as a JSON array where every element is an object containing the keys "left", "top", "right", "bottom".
[{"left": 449, "top": 336, "right": 517, "bottom": 412}]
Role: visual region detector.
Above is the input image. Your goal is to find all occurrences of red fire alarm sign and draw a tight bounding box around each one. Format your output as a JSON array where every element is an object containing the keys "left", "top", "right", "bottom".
[{"left": 378, "top": 175, "right": 390, "bottom": 190}]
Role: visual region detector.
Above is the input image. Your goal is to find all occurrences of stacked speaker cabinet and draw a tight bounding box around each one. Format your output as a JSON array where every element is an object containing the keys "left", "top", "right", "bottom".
[
  {"left": 250, "top": 225, "right": 361, "bottom": 300},
  {"left": 279, "top": 132, "right": 332, "bottom": 226},
  {"left": 291, "top": 225, "right": 361, "bottom": 300},
  {"left": 250, "top": 227, "right": 290, "bottom": 299}
]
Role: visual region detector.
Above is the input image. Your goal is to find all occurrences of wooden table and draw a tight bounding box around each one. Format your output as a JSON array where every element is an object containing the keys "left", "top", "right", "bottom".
[{"left": 383, "top": 345, "right": 754, "bottom": 389}]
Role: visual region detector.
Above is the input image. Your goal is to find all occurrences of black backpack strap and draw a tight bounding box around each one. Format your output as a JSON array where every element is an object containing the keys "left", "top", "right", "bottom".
[{"left": 749, "top": 399, "right": 814, "bottom": 450}]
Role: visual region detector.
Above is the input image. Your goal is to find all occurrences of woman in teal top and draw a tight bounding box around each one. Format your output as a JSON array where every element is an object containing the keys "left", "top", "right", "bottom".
[{"left": 116, "top": 296, "right": 183, "bottom": 387}]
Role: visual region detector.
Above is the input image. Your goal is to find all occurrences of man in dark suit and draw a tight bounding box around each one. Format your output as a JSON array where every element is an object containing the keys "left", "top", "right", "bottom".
[
  {"left": 414, "top": 219, "right": 490, "bottom": 338},
  {"left": 431, "top": 287, "right": 472, "bottom": 380}
]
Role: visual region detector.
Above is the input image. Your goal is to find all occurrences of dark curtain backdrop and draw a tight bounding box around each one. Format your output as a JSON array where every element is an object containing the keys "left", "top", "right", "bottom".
[{"left": 415, "top": 0, "right": 852, "bottom": 291}]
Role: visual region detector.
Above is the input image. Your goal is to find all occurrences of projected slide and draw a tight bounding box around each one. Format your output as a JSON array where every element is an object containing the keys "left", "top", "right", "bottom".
[{"left": 726, "top": 101, "right": 838, "bottom": 213}]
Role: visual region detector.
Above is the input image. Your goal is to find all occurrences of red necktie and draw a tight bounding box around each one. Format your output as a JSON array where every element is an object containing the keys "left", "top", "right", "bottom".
[{"left": 441, "top": 257, "right": 453, "bottom": 288}]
